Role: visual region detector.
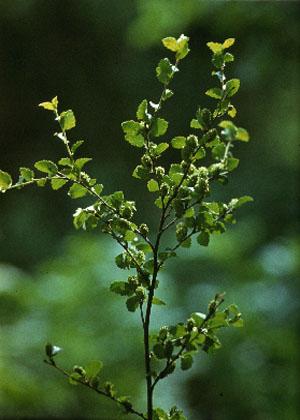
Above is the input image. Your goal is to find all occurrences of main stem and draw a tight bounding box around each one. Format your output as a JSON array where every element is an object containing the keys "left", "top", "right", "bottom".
[{"left": 143, "top": 207, "right": 167, "bottom": 420}]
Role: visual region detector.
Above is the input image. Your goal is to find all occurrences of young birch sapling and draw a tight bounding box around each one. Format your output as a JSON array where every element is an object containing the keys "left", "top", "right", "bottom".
[{"left": 0, "top": 35, "right": 252, "bottom": 420}]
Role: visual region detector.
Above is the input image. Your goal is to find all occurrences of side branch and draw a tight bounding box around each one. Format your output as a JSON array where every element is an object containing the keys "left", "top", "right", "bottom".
[{"left": 44, "top": 359, "right": 146, "bottom": 420}]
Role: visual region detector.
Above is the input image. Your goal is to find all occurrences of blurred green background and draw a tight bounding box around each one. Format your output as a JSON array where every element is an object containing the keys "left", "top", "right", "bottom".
[{"left": 0, "top": 1, "right": 299, "bottom": 419}]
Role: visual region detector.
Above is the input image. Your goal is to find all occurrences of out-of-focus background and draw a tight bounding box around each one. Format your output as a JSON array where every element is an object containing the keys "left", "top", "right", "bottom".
[{"left": 0, "top": 1, "right": 299, "bottom": 419}]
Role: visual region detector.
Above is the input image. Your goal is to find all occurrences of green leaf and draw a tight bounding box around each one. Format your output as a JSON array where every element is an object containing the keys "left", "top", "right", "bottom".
[
  {"left": 147, "top": 179, "right": 159, "bottom": 192},
  {"left": 136, "top": 99, "right": 148, "bottom": 120},
  {"left": 197, "top": 231, "right": 210, "bottom": 246},
  {"left": 162, "top": 34, "right": 190, "bottom": 60},
  {"left": 194, "top": 147, "right": 206, "bottom": 160},
  {"left": 207, "top": 41, "right": 223, "bottom": 54},
  {"left": 184, "top": 207, "right": 195, "bottom": 218},
  {"left": 236, "top": 127, "right": 250, "bottom": 142},
  {"left": 38, "top": 101, "right": 55, "bottom": 111},
  {"left": 85, "top": 360, "right": 103, "bottom": 380},
  {"left": 162, "top": 37, "right": 178, "bottom": 52},
  {"left": 155, "top": 142, "right": 169, "bottom": 155},
  {"left": 171, "top": 136, "right": 186, "bottom": 149},
  {"left": 205, "top": 87, "right": 223, "bottom": 99},
  {"left": 51, "top": 178, "right": 68, "bottom": 190},
  {"left": 175, "top": 34, "right": 190, "bottom": 60},
  {"left": 69, "top": 372, "right": 82, "bottom": 385},
  {"left": 181, "top": 237, "right": 192, "bottom": 248},
  {"left": 229, "top": 195, "right": 253, "bottom": 209},
  {"left": 19, "top": 167, "right": 34, "bottom": 181},
  {"left": 224, "top": 52, "right": 234, "bottom": 63},
  {"left": 212, "top": 143, "right": 226, "bottom": 160},
  {"left": 223, "top": 38, "right": 235, "bottom": 49},
  {"left": 60, "top": 110, "right": 76, "bottom": 131},
  {"left": 68, "top": 183, "right": 88, "bottom": 199},
  {"left": 191, "top": 312, "right": 206, "bottom": 326},
  {"left": 121, "top": 120, "right": 144, "bottom": 147},
  {"left": 58, "top": 157, "right": 72, "bottom": 167},
  {"left": 153, "top": 408, "right": 169, "bottom": 420},
  {"left": 150, "top": 118, "right": 168, "bottom": 137},
  {"left": 152, "top": 297, "right": 166, "bottom": 306},
  {"left": 74, "top": 158, "right": 92, "bottom": 171},
  {"left": 180, "top": 353, "right": 193, "bottom": 370},
  {"left": 226, "top": 157, "right": 239, "bottom": 171},
  {"left": 153, "top": 343, "right": 165, "bottom": 359},
  {"left": 36, "top": 179, "right": 47, "bottom": 187},
  {"left": 228, "top": 104, "right": 237, "bottom": 118},
  {"left": 34, "top": 160, "right": 58, "bottom": 175},
  {"left": 209, "top": 311, "right": 228, "bottom": 328},
  {"left": 156, "top": 58, "right": 174, "bottom": 84},
  {"left": 225, "top": 79, "right": 240, "bottom": 97},
  {"left": 0, "top": 170, "right": 12, "bottom": 192},
  {"left": 190, "top": 119, "right": 203, "bottom": 129},
  {"left": 71, "top": 140, "right": 84, "bottom": 154}
]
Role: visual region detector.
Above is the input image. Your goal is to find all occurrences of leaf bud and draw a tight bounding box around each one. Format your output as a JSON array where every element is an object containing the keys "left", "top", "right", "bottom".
[
  {"left": 187, "top": 318, "right": 197, "bottom": 331},
  {"left": 201, "top": 108, "right": 212, "bottom": 127},
  {"left": 73, "top": 365, "right": 86, "bottom": 376},
  {"left": 139, "top": 223, "right": 149, "bottom": 236},
  {"left": 160, "top": 183, "right": 169, "bottom": 197},
  {"left": 141, "top": 154, "right": 152, "bottom": 169},
  {"left": 176, "top": 222, "right": 188, "bottom": 242},
  {"left": 186, "top": 135, "right": 198, "bottom": 149},
  {"left": 188, "top": 174, "right": 199, "bottom": 187},
  {"left": 173, "top": 199, "right": 185, "bottom": 217},
  {"left": 159, "top": 326, "right": 169, "bottom": 341},
  {"left": 135, "top": 286, "right": 146, "bottom": 299},
  {"left": 155, "top": 166, "right": 165, "bottom": 180},
  {"left": 177, "top": 186, "right": 190, "bottom": 199},
  {"left": 120, "top": 205, "right": 132, "bottom": 219}
]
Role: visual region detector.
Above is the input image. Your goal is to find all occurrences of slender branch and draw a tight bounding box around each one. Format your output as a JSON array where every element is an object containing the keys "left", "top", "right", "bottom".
[{"left": 44, "top": 359, "right": 146, "bottom": 420}]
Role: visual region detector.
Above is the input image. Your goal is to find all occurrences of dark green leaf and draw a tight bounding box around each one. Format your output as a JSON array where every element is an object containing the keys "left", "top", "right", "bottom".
[
  {"left": 126, "top": 295, "right": 140, "bottom": 312},
  {"left": 180, "top": 353, "right": 193, "bottom": 370},
  {"left": 110, "top": 281, "right": 128, "bottom": 296},
  {"left": 197, "top": 231, "right": 210, "bottom": 246}
]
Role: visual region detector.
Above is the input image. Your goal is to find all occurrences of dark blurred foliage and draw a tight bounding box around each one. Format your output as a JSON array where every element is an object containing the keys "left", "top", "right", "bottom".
[{"left": 0, "top": 1, "right": 299, "bottom": 419}]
